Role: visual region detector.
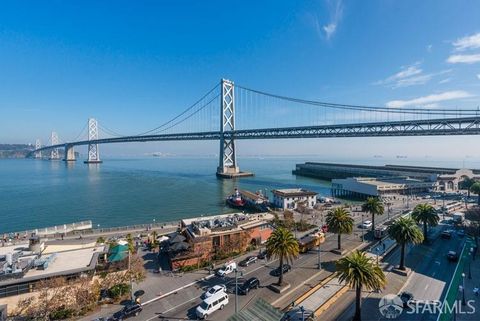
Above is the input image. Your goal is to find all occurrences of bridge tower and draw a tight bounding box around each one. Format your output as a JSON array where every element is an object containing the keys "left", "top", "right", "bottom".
[
  {"left": 64, "top": 144, "right": 76, "bottom": 161},
  {"left": 216, "top": 79, "right": 252, "bottom": 178},
  {"left": 34, "top": 139, "right": 42, "bottom": 159},
  {"left": 84, "top": 118, "right": 102, "bottom": 164},
  {"left": 49, "top": 132, "right": 60, "bottom": 160}
]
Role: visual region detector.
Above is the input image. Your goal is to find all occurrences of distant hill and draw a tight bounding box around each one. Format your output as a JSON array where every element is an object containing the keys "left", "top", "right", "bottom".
[{"left": 0, "top": 144, "right": 34, "bottom": 158}]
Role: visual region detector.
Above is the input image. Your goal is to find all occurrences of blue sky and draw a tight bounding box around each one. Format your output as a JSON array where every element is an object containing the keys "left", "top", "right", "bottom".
[{"left": 1, "top": 1, "right": 480, "bottom": 159}]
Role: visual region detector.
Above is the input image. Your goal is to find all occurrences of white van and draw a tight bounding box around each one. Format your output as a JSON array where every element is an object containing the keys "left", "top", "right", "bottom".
[
  {"left": 216, "top": 261, "right": 236, "bottom": 277},
  {"left": 196, "top": 292, "right": 229, "bottom": 319}
]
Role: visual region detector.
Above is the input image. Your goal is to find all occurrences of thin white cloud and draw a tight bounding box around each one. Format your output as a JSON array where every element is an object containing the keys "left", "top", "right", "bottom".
[
  {"left": 447, "top": 54, "right": 480, "bottom": 64},
  {"left": 386, "top": 90, "right": 473, "bottom": 108},
  {"left": 427, "top": 44, "right": 433, "bottom": 52},
  {"left": 323, "top": 0, "right": 343, "bottom": 40},
  {"left": 439, "top": 78, "right": 451, "bottom": 84},
  {"left": 375, "top": 62, "right": 450, "bottom": 88},
  {"left": 453, "top": 32, "right": 480, "bottom": 51},
  {"left": 477, "top": 74, "right": 480, "bottom": 80}
]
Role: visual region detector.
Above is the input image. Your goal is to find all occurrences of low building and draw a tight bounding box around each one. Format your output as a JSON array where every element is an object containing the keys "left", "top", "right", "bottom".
[
  {"left": 331, "top": 176, "right": 435, "bottom": 198},
  {"left": 170, "top": 213, "right": 274, "bottom": 270},
  {"left": 271, "top": 188, "right": 317, "bottom": 210}
]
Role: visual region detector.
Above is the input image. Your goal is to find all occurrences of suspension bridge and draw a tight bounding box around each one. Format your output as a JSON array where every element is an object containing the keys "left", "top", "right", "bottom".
[{"left": 31, "top": 78, "right": 480, "bottom": 178}]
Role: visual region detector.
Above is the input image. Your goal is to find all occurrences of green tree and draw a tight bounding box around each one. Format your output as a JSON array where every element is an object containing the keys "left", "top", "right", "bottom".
[
  {"left": 361, "top": 197, "right": 384, "bottom": 232},
  {"left": 126, "top": 233, "right": 135, "bottom": 253},
  {"left": 325, "top": 207, "right": 354, "bottom": 250},
  {"left": 266, "top": 227, "right": 299, "bottom": 286},
  {"left": 470, "top": 182, "right": 480, "bottom": 205},
  {"left": 387, "top": 217, "right": 424, "bottom": 270},
  {"left": 411, "top": 203, "right": 439, "bottom": 243},
  {"left": 460, "top": 177, "right": 475, "bottom": 197},
  {"left": 336, "top": 251, "right": 386, "bottom": 321}
]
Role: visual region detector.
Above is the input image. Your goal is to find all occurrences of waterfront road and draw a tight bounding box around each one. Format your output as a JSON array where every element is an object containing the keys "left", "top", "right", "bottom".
[{"left": 322, "top": 222, "right": 463, "bottom": 321}]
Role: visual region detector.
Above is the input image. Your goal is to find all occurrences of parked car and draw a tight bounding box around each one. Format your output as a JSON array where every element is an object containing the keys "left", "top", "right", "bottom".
[
  {"left": 441, "top": 230, "right": 452, "bottom": 239},
  {"left": 447, "top": 251, "right": 459, "bottom": 262},
  {"left": 257, "top": 250, "right": 267, "bottom": 260},
  {"left": 196, "top": 293, "right": 229, "bottom": 319},
  {"left": 203, "top": 284, "right": 227, "bottom": 299},
  {"left": 361, "top": 220, "right": 373, "bottom": 229},
  {"left": 238, "top": 277, "right": 260, "bottom": 295},
  {"left": 457, "top": 230, "right": 465, "bottom": 237},
  {"left": 281, "top": 307, "right": 315, "bottom": 321},
  {"left": 240, "top": 256, "right": 258, "bottom": 267},
  {"left": 216, "top": 261, "right": 237, "bottom": 277},
  {"left": 112, "top": 304, "right": 142, "bottom": 320},
  {"left": 272, "top": 264, "right": 292, "bottom": 276}
]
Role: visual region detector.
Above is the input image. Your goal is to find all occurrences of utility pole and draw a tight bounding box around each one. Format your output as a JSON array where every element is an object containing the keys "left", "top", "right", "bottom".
[{"left": 234, "top": 268, "right": 243, "bottom": 314}]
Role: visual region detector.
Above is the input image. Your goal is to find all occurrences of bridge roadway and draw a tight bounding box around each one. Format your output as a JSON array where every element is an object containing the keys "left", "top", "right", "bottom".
[{"left": 33, "top": 116, "right": 480, "bottom": 153}]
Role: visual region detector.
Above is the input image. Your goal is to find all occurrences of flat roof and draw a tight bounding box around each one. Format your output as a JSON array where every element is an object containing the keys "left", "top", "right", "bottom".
[
  {"left": 0, "top": 242, "right": 106, "bottom": 287},
  {"left": 271, "top": 188, "right": 317, "bottom": 197}
]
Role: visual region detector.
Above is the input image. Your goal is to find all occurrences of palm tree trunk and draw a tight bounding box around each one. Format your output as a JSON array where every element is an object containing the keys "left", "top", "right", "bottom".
[
  {"left": 371, "top": 213, "right": 375, "bottom": 232},
  {"left": 338, "top": 233, "right": 342, "bottom": 250},
  {"left": 423, "top": 222, "right": 428, "bottom": 243},
  {"left": 399, "top": 243, "right": 406, "bottom": 270},
  {"left": 353, "top": 284, "right": 362, "bottom": 321},
  {"left": 278, "top": 256, "right": 284, "bottom": 286}
]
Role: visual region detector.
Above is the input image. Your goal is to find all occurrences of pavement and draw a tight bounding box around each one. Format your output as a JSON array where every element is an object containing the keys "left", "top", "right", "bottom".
[{"left": 319, "top": 221, "right": 465, "bottom": 321}]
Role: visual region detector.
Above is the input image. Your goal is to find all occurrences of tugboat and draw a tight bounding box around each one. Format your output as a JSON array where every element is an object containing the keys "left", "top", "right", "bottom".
[{"left": 226, "top": 188, "right": 246, "bottom": 208}]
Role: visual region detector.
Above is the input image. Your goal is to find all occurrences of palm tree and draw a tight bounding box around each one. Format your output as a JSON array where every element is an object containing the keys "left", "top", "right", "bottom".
[
  {"left": 461, "top": 177, "right": 475, "bottom": 197},
  {"left": 387, "top": 217, "right": 423, "bottom": 270},
  {"left": 361, "top": 197, "right": 384, "bottom": 232},
  {"left": 325, "top": 207, "right": 354, "bottom": 250},
  {"left": 411, "top": 203, "right": 439, "bottom": 243},
  {"left": 266, "top": 227, "right": 299, "bottom": 286},
  {"left": 470, "top": 182, "right": 480, "bottom": 205},
  {"left": 336, "top": 250, "right": 386, "bottom": 321}
]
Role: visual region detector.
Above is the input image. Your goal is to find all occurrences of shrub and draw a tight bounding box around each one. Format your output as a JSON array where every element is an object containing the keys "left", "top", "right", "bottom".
[
  {"left": 49, "top": 306, "right": 75, "bottom": 320},
  {"left": 109, "top": 283, "right": 130, "bottom": 299}
]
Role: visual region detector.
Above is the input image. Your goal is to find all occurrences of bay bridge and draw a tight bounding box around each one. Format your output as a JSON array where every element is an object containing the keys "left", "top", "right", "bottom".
[{"left": 32, "top": 79, "right": 480, "bottom": 178}]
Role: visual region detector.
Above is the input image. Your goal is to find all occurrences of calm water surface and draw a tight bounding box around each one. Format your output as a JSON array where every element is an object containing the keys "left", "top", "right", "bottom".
[{"left": 1, "top": 156, "right": 478, "bottom": 234}]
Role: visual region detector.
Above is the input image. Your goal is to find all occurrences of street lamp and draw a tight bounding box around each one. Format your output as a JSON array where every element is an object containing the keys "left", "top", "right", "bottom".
[
  {"left": 361, "top": 213, "right": 365, "bottom": 242},
  {"left": 300, "top": 306, "right": 305, "bottom": 321},
  {"left": 462, "top": 273, "right": 466, "bottom": 306},
  {"left": 376, "top": 247, "right": 380, "bottom": 265},
  {"left": 317, "top": 241, "right": 321, "bottom": 270},
  {"left": 234, "top": 268, "right": 243, "bottom": 314},
  {"left": 468, "top": 248, "right": 473, "bottom": 279}
]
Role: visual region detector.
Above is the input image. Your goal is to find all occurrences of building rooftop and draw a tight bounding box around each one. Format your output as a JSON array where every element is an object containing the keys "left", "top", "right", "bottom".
[
  {"left": 182, "top": 212, "right": 274, "bottom": 238},
  {"left": 271, "top": 188, "right": 317, "bottom": 197},
  {"left": 0, "top": 241, "right": 106, "bottom": 287}
]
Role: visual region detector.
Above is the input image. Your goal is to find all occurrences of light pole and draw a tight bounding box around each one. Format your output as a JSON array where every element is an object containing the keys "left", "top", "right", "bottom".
[
  {"left": 234, "top": 268, "right": 243, "bottom": 314},
  {"left": 376, "top": 247, "right": 380, "bottom": 265},
  {"left": 361, "top": 213, "right": 365, "bottom": 242},
  {"left": 462, "top": 273, "right": 466, "bottom": 306},
  {"left": 300, "top": 306, "right": 305, "bottom": 321},
  {"left": 468, "top": 248, "right": 473, "bottom": 279},
  {"left": 317, "top": 241, "right": 321, "bottom": 270}
]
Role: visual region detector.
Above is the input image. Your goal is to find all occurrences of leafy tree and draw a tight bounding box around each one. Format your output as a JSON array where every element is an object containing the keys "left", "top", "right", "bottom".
[
  {"left": 96, "top": 236, "right": 105, "bottom": 244},
  {"left": 411, "top": 203, "right": 439, "bottom": 243},
  {"left": 336, "top": 251, "right": 386, "bottom": 321},
  {"left": 460, "top": 177, "right": 475, "bottom": 197},
  {"left": 388, "top": 217, "right": 424, "bottom": 270},
  {"left": 361, "top": 197, "right": 384, "bottom": 232},
  {"left": 325, "top": 207, "right": 354, "bottom": 250},
  {"left": 266, "top": 227, "right": 299, "bottom": 286},
  {"left": 470, "top": 182, "right": 480, "bottom": 205}
]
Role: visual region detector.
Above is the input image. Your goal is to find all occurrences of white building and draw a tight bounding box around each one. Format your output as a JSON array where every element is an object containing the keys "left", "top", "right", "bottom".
[
  {"left": 272, "top": 188, "right": 318, "bottom": 210},
  {"left": 331, "top": 177, "right": 435, "bottom": 198}
]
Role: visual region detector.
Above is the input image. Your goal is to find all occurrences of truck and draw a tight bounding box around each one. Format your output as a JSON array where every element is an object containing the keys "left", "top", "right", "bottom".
[{"left": 374, "top": 225, "right": 388, "bottom": 239}]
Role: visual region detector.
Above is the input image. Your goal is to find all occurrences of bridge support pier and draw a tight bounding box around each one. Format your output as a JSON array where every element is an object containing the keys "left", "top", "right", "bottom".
[
  {"left": 84, "top": 118, "right": 103, "bottom": 164},
  {"left": 216, "top": 79, "right": 253, "bottom": 179},
  {"left": 63, "top": 144, "right": 76, "bottom": 162},
  {"left": 34, "top": 139, "right": 42, "bottom": 159},
  {"left": 49, "top": 132, "right": 60, "bottom": 160}
]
